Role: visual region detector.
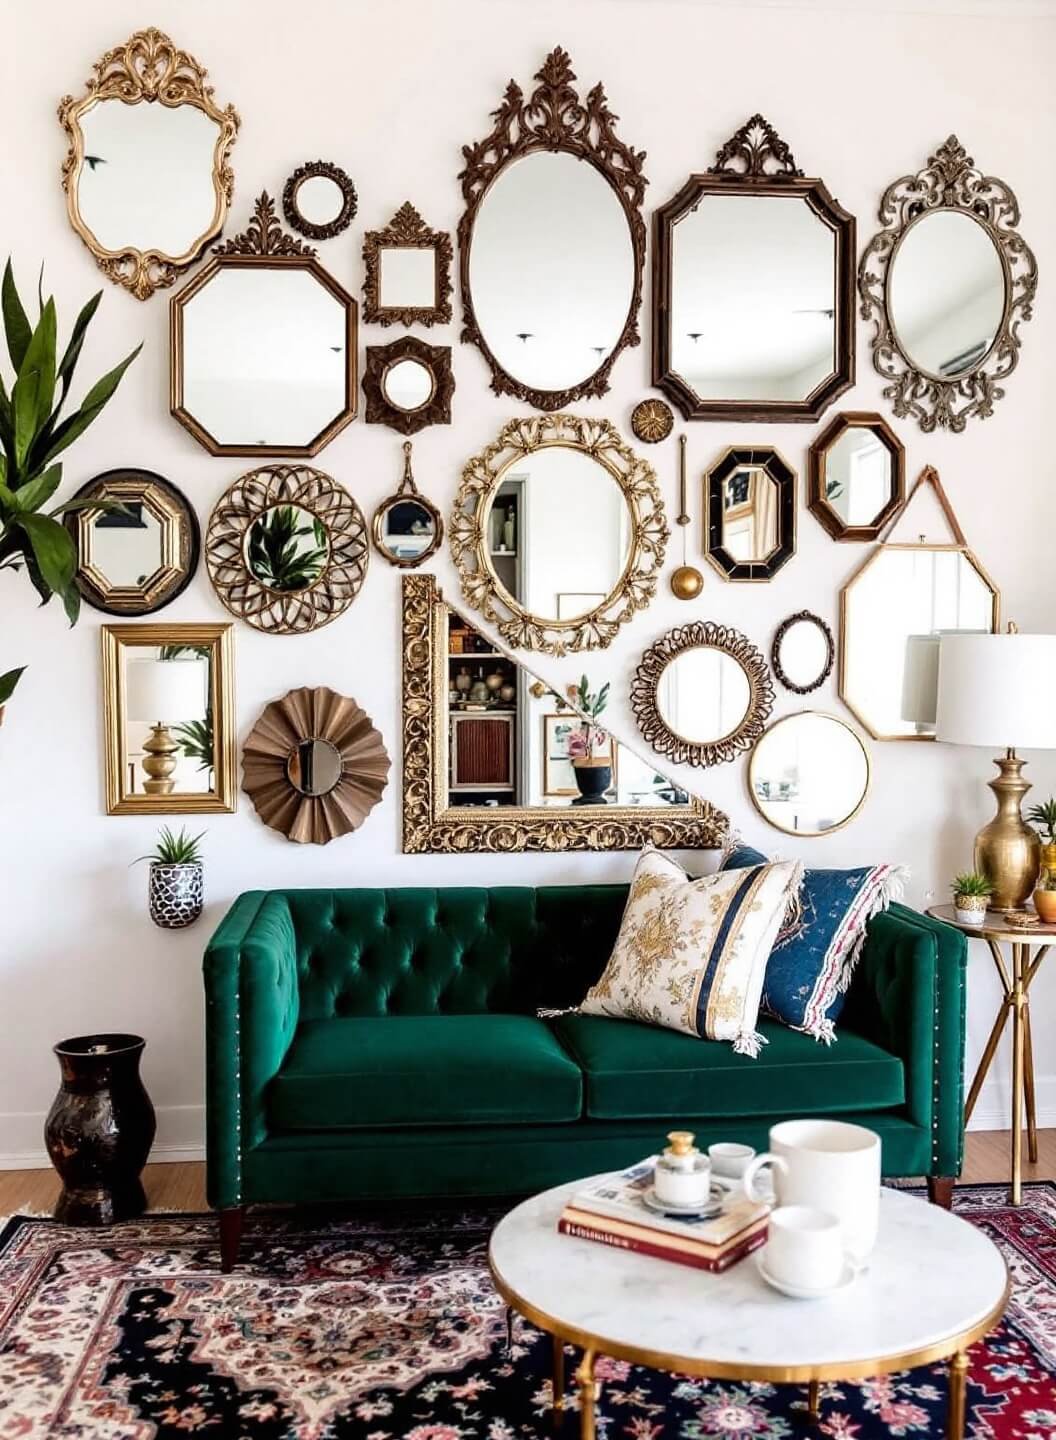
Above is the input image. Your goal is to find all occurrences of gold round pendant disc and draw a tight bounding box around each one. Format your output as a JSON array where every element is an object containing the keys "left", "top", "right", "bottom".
[{"left": 631, "top": 399, "right": 675, "bottom": 444}]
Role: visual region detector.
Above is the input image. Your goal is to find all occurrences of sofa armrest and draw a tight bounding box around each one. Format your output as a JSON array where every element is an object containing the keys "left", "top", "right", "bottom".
[
  {"left": 842, "top": 902, "right": 967, "bottom": 1177},
  {"left": 203, "top": 891, "right": 301, "bottom": 1208}
]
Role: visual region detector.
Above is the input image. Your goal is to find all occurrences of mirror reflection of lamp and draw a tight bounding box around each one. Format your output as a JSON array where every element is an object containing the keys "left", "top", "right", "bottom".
[
  {"left": 901, "top": 631, "right": 989, "bottom": 735},
  {"left": 126, "top": 657, "right": 207, "bottom": 795}
]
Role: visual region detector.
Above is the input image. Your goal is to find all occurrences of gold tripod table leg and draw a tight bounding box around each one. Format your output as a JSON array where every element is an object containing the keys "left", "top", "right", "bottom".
[
  {"left": 576, "top": 1350, "right": 596, "bottom": 1440},
  {"left": 964, "top": 995, "right": 1012, "bottom": 1122},
  {"left": 1011, "top": 946, "right": 1026, "bottom": 1206},
  {"left": 1024, "top": 1001, "right": 1039, "bottom": 1165},
  {"left": 552, "top": 1332, "right": 565, "bottom": 1418},
  {"left": 807, "top": 1379, "right": 821, "bottom": 1421},
  {"left": 947, "top": 1350, "right": 969, "bottom": 1440}
]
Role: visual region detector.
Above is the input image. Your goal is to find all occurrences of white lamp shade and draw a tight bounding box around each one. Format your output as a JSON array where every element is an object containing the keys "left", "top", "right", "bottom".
[
  {"left": 936, "top": 633, "right": 1056, "bottom": 749},
  {"left": 126, "top": 657, "right": 208, "bottom": 724}
]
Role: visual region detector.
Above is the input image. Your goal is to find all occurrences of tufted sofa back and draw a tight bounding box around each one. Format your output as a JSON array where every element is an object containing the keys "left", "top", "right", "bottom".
[{"left": 268, "top": 885, "right": 629, "bottom": 1020}]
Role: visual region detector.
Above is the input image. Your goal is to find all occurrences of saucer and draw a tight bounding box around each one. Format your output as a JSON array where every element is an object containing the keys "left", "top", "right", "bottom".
[
  {"left": 755, "top": 1251, "right": 855, "bottom": 1300},
  {"left": 642, "top": 1184, "right": 725, "bottom": 1220}
]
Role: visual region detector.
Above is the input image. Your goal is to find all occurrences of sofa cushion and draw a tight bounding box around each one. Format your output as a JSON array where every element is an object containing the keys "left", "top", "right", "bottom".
[
  {"left": 551, "top": 1014, "right": 904, "bottom": 1121},
  {"left": 268, "top": 1014, "right": 583, "bottom": 1131}
]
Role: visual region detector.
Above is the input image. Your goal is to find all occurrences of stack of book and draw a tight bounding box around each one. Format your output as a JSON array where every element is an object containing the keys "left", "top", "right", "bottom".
[{"left": 558, "top": 1160, "right": 770, "bottom": 1272}]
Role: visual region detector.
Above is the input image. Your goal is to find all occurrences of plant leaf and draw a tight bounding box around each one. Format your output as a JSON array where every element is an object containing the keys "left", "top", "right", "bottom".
[
  {"left": 0, "top": 665, "right": 25, "bottom": 703},
  {"left": 15, "top": 512, "right": 75, "bottom": 596},
  {"left": 61, "top": 579, "right": 80, "bottom": 626},
  {"left": 41, "top": 342, "right": 142, "bottom": 465},
  {"left": 55, "top": 290, "right": 101, "bottom": 409},
  {"left": 11, "top": 462, "right": 62, "bottom": 514},
  {"left": 2, "top": 260, "right": 31, "bottom": 374},
  {"left": 12, "top": 299, "right": 56, "bottom": 469}
]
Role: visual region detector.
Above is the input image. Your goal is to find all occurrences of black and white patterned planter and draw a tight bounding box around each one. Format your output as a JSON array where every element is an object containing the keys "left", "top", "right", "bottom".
[{"left": 148, "top": 862, "right": 203, "bottom": 929}]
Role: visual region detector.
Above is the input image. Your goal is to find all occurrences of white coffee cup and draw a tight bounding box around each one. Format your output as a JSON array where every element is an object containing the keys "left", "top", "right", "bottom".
[
  {"left": 743, "top": 1119, "right": 881, "bottom": 1263},
  {"left": 762, "top": 1205, "right": 846, "bottom": 1292},
  {"left": 708, "top": 1142, "right": 756, "bottom": 1180}
]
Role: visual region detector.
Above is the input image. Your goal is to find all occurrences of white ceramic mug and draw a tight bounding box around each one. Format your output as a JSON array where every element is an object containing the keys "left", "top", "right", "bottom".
[
  {"left": 708, "top": 1142, "right": 755, "bottom": 1180},
  {"left": 763, "top": 1205, "right": 846, "bottom": 1292},
  {"left": 743, "top": 1119, "right": 881, "bottom": 1262}
]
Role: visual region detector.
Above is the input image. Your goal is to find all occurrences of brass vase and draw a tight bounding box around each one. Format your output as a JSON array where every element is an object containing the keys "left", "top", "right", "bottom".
[{"left": 974, "top": 754, "right": 1041, "bottom": 911}]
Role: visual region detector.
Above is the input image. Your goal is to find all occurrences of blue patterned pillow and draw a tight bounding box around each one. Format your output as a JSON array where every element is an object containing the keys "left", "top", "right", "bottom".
[{"left": 721, "top": 843, "right": 907, "bottom": 1043}]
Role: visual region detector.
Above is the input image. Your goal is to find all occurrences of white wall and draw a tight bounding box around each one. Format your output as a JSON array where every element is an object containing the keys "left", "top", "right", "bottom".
[{"left": 2, "top": 0, "right": 1054, "bottom": 1166}]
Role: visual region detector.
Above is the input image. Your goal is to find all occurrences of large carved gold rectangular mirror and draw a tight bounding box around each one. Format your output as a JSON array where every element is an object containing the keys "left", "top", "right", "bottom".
[
  {"left": 402, "top": 575, "right": 727, "bottom": 853},
  {"left": 101, "top": 623, "right": 235, "bottom": 814}
]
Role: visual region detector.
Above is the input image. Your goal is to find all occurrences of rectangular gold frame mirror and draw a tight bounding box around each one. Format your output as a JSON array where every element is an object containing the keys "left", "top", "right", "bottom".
[
  {"left": 402, "top": 575, "right": 727, "bottom": 853},
  {"left": 101, "top": 622, "right": 236, "bottom": 815}
]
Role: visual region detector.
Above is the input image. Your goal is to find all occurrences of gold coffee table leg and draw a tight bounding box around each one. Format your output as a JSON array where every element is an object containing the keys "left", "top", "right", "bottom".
[
  {"left": 576, "top": 1349, "right": 596, "bottom": 1440},
  {"left": 807, "top": 1379, "right": 821, "bottom": 1421},
  {"left": 552, "top": 1333, "right": 565, "bottom": 1418},
  {"left": 947, "top": 1350, "right": 969, "bottom": 1440}
]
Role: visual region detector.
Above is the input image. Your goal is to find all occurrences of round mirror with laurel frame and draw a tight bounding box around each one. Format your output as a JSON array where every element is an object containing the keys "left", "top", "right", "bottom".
[
  {"left": 630, "top": 622, "right": 775, "bottom": 768},
  {"left": 449, "top": 413, "right": 668, "bottom": 656},
  {"left": 205, "top": 463, "right": 368, "bottom": 635}
]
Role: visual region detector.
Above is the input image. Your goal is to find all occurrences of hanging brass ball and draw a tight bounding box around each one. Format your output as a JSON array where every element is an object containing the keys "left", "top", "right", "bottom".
[{"left": 670, "top": 564, "right": 704, "bottom": 600}]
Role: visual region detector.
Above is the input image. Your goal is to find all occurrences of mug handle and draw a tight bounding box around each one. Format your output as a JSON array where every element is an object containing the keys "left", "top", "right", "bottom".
[{"left": 742, "top": 1152, "right": 787, "bottom": 1203}]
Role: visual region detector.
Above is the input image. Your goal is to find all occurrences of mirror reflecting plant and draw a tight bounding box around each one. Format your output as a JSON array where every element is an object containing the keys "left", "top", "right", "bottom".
[{"left": 246, "top": 506, "right": 328, "bottom": 592}]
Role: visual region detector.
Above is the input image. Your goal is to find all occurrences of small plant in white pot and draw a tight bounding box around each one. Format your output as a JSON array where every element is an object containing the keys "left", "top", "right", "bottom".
[
  {"left": 134, "top": 826, "right": 205, "bottom": 929},
  {"left": 951, "top": 871, "right": 993, "bottom": 925}
]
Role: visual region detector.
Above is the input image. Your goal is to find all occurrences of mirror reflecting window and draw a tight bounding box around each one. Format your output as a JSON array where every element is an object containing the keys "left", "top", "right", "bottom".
[
  {"left": 809, "top": 412, "right": 904, "bottom": 542},
  {"left": 750, "top": 712, "right": 869, "bottom": 835},
  {"left": 458, "top": 47, "right": 645, "bottom": 409},
  {"left": 771, "top": 611, "right": 834, "bottom": 694},
  {"left": 171, "top": 194, "right": 357, "bottom": 457},
  {"left": 363, "top": 337, "right": 454, "bottom": 434},
  {"left": 287, "top": 738, "right": 343, "bottom": 796},
  {"left": 705, "top": 446, "right": 795, "bottom": 581},
  {"left": 654, "top": 116, "right": 854, "bottom": 422},
  {"left": 245, "top": 506, "right": 329, "bottom": 592},
  {"left": 841, "top": 543, "right": 999, "bottom": 739},
  {"left": 59, "top": 29, "right": 239, "bottom": 300},
  {"left": 363, "top": 203, "right": 452, "bottom": 326},
  {"left": 282, "top": 160, "right": 357, "bottom": 240},
  {"left": 102, "top": 623, "right": 235, "bottom": 814}
]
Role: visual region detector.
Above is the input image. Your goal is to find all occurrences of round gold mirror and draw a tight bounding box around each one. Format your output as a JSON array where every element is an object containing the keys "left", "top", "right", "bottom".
[
  {"left": 750, "top": 712, "right": 870, "bottom": 835},
  {"left": 372, "top": 442, "right": 444, "bottom": 569}
]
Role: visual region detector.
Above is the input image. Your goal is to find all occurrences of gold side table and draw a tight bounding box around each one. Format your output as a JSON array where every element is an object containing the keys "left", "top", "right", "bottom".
[{"left": 928, "top": 904, "right": 1054, "bottom": 1204}]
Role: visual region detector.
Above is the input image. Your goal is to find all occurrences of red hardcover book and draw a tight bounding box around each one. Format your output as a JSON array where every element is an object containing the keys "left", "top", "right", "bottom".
[{"left": 558, "top": 1212, "right": 767, "bottom": 1273}]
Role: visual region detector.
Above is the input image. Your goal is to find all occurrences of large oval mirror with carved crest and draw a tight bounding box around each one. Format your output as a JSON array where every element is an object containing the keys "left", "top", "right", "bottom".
[{"left": 458, "top": 47, "right": 646, "bottom": 409}]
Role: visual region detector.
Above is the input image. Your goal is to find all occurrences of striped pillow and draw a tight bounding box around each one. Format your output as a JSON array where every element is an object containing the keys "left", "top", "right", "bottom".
[{"left": 579, "top": 846, "right": 802, "bottom": 1057}]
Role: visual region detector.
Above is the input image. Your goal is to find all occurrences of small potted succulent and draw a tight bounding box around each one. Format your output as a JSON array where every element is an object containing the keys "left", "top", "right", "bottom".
[
  {"left": 568, "top": 674, "right": 612, "bottom": 805},
  {"left": 951, "top": 871, "right": 993, "bottom": 925},
  {"left": 134, "top": 826, "right": 205, "bottom": 929}
]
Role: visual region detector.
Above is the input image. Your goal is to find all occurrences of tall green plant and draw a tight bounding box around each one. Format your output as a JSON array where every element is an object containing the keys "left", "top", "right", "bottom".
[{"left": 0, "top": 260, "right": 141, "bottom": 703}]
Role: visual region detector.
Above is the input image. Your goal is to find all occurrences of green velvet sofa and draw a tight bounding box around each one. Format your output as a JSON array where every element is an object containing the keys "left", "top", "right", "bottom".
[{"left": 204, "top": 886, "right": 967, "bottom": 1268}]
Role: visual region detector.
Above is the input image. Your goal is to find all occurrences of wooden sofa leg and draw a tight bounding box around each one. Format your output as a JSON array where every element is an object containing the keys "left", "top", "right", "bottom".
[
  {"left": 219, "top": 1206, "right": 244, "bottom": 1271},
  {"left": 927, "top": 1177, "right": 955, "bottom": 1209}
]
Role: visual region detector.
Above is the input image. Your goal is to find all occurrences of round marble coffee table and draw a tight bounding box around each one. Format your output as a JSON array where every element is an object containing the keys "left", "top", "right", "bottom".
[{"left": 490, "top": 1180, "right": 1008, "bottom": 1440}]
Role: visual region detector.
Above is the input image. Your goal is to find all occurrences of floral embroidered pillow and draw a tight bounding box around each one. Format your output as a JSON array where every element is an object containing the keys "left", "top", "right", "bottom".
[{"left": 580, "top": 847, "right": 803, "bottom": 1057}]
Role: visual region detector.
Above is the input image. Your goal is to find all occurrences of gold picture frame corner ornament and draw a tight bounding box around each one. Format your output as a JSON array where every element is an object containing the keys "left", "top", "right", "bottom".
[{"left": 59, "top": 27, "right": 240, "bottom": 300}]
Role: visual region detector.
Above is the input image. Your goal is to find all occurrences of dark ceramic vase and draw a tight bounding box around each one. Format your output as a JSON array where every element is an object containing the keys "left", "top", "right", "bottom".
[
  {"left": 572, "top": 761, "right": 612, "bottom": 806},
  {"left": 44, "top": 1033, "right": 156, "bottom": 1226}
]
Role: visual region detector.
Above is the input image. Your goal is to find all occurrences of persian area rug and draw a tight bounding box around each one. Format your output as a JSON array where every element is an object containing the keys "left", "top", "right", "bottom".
[{"left": 1, "top": 1184, "right": 1055, "bottom": 1439}]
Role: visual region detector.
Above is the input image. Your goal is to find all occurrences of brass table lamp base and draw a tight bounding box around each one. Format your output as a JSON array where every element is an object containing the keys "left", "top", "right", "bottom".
[
  {"left": 975, "top": 752, "right": 1041, "bottom": 911},
  {"left": 141, "top": 723, "right": 178, "bottom": 796}
]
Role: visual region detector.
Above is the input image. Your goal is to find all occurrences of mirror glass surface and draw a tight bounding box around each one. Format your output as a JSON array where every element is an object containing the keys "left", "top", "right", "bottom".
[
  {"left": 824, "top": 428, "right": 894, "bottom": 526},
  {"left": 657, "top": 648, "right": 751, "bottom": 743},
  {"left": 91, "top": 504, "right": 163, "bottom": 586},
  {"left": 245, "top": 505, "right": 329, "bottom": 592},
  {"left": 286, "top": 737, "right": 342, "bottom": 796},
  {"left": 76, "top": 98, "right": 220, "bottom": 256},
  {"left": 180, "top": 267, "right": 348, "bottom": 447},
  {"left": 843, "top": 547, "right": 996, "bottom": 737},
  {"left": 295, "top": 175, "right": 344, "bottom": 225},
  {"left": 752, "top": 713, "right": 868, "bottom": 834},
  {"left": 383, "top": 357, "right": 434, "bottom": 411},
  {"left": 469, "top": 150, "right": 634, "bottom": 392},
  {"left": 377, "top": 498, "right": 438, "bottom": 562},
  {"left": 122, "top": 645, "right": 215, "bottom": 797},
  {"left": 444, "top": 604, "right": 690, "bottom": 810},
  {"left": 775, "top": 618, "right": 830, "bottom": 689},
  {"left": 889, "top": 212, "right": 1006, "bottom": 379},
  {"left": 483, "top": 447, "right": 632, "bottom": 624},
  {"left": 380, "top": 247, "right": 437, "bottom": 308},
  {"left": 671, "top": 194, "right": 835, "bottom": 401},
  {"left": 721, "top": 465, "right": 779, "bottom": 562}
]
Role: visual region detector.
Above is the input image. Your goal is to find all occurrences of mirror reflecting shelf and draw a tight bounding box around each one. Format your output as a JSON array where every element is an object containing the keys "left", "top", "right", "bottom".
[
  {"left": 705, "top": 446, "right": 796, "bottom": 582},
  {"left": 809, "top": 412, "right": 905, "bottom": 542},
  {"left": 750, "top": 712, "right": 870, "bottom": 835},
  {"left": 59, "top": 28, "right": 239, "bottom": 299}
]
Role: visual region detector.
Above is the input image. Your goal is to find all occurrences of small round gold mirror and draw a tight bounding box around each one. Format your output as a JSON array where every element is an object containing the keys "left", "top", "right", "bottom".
[
  {"left": 750, "top": 712, "right": 869, "bottom": 835},
  {"left": 372, "top": 442, "right": 444, "bottom": 569}
]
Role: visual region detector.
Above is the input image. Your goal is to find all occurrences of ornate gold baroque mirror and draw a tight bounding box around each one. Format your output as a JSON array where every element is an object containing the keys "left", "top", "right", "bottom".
[
  {"left": 653, "top": 116, "right": 855, "bottom": 422},
  {"left": 630, "top": 623, "right": 775, "bottom": 767},
  {"left": 402, "top": 575, "right": 727, "bottom": 853},
  {"left": 363, "top": 337, "right": 455, "bottom": 434},
  {"left": 458, "top": 47, "right": 646, "bottom": 408},
  {"left": 282, "top": 160, "right": 357, "bottom": 240},
  {"left": 243, "top": 686, "right": 390, "bottom": 844},
  {"left": 373, "top": 443, "right": 444, "bottom": 568},
  {"left": 808, "top": 412, "right": 904, "bottom": 541},
  {"left": 171, "top": 193, "right": 357, "bottom": 456},
  {"left": 66, "top": 469, "right": 199, "bottom": 615},
  {"left": 450, "top": 413, "right": 668, "bottom": 655},
  {"left": 206, "top": 463, "right": 368, "bottom": 634},
  {"left": 840, "top": 468, "right": 1000, "bottom": 740},
  {"left": 859, "top": 136, "right": 1037, "bottom": 432},
  {"left": 59, "top": 29, "right": 239, "bottom": 300},
  {"left": 750, "top": 712, "right": 870, "bottom": 835},
  {"left": 363, "top": 203, "right": 453, "bottom": 326},
  {"left": 705, "top": 446, "right": 796, "bottom": 581},
  {"left": 101, "top": 622, "right": 235, "bottom": 814}
]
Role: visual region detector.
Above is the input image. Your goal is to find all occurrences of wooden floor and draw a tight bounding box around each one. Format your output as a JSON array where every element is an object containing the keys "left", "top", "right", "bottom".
[{"left": 1, "top": 1129, "right": 1054, "bottom": 1216}]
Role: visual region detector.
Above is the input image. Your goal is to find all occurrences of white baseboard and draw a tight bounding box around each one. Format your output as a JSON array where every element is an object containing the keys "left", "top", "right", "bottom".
[
  {"left": 965, "top": 1074, "right": 1056, "bottom": 1133},
  {"left": 0, "top": 1106, "right": 205, "bottom": 1170}
]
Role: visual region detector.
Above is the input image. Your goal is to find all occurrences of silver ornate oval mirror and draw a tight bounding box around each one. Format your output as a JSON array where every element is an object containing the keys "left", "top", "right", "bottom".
[
  {"left": 750, "top": 712, "right": 870, "bottom": 835},
  {"left": 458, "top": 47, "right": 646, "bottom": 409},
  {"left": 59, "top": 29, "right": 239, "bottom": 300}
]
